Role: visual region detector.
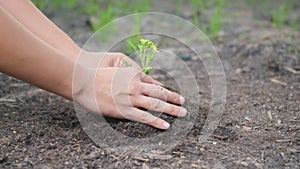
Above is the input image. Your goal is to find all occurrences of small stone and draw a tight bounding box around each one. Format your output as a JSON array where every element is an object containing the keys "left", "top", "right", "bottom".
[
  {"left": 192, "top": 56, "right": 199, "bottom": 61},
  {"left": 244, "top": 116, "right": 252, "bottom": 121},
  {"left": 240, "top": 161, "right": 248, "bottom": 166}
]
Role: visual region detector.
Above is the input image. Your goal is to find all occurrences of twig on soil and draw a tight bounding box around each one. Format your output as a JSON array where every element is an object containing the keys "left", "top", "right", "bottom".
[
  {"left": 142, "top": 153, "right": 173, "bottom": 160},
  {"left": 275, "top": 139, "right": 291, "bottom": 143},
  {"left": 270, "top": 78, "right": 287, "bottom": 86},
  {"left": 212, "top": 134, "right": 228, "bottom": 140},
  {"left": 283, "top": 66, "right": 300, "bottom": 74},
  {"left": 132, "top": 157, "right": 150, "bottom": 162}
]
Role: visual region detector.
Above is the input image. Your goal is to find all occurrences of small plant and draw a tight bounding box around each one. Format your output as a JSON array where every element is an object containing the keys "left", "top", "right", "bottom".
[
  {"left": 291, "top": 19, "right": 299, "bottom": 31},
  {"left": 128, "top": 38, "right": 159, "bottom": 75},
  {"left": 272, "top": 4, "right": 287, "bottom": 29},
  {"left": 190, "top": 0, "right": 223, "bottom": 40},
  {"left": 126, "top": 0, "right": 150, "bottom": 54},
  {"left": 289, "top": 34, "right": 299, "bottom": 56},
  {"left": 190, "top": 0, "right": 206, "bottom": 14},
  {"left": 189, "top": 0, "right": 205, "bottom": 29},
  {"left": 126, "top": 13, "right": 143, "bottom": 54},
  {"left": 209, "top": 6, "right": 222, "bottom": 39},
  {"left": 88, "top": 4, "right": 114, "bottom": 32}
]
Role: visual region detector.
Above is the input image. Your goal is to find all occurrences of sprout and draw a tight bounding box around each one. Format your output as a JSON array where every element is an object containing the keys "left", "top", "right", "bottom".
[{"left": 128, "top": 38, "right": 159, "bottom": 75}]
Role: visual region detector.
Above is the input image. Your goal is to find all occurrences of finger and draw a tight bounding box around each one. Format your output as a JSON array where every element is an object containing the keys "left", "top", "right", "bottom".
[
  {"left": 112, "top": 53, "right": 141, "bottom": 69},
  {"left": 122, "top": 57, "right": 141, "bottom": 69},
  {"left": 119, "top": 54, "right": 141, "bottom": 69},
  {"left": 133, "top": 95, "right": 187, "bottom": 117},
  {"left": 140, "top": 73, "right": 164, "bottom": 86},
  {"left": 153, "top": 79, "right": 164, "bottom": 86},
  {"left": 127, "top": 108, "right": 170, "bottom": 130},
  {"left": 141, "top": 83, "right": 184, "bottom": 105}
]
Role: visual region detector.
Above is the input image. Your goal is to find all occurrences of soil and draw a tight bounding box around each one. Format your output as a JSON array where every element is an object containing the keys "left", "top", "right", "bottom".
[{"left": 0, "top": 1, "right": 299, "bottom": 169}]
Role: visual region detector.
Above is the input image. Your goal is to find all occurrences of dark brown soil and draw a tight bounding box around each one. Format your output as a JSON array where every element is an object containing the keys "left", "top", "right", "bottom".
[{"left": 0, "top": 1, "right": 299, "bottom": 168}]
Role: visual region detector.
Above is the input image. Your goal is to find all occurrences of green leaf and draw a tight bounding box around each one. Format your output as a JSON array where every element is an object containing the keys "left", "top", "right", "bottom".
[
  {"left": 123, "top": 60, "right": 132, "bottom": 67},
  {"left": 127, "top": 39, "right": 138, "bottom": 52},
  {"left": 143, "top": 67, "right": 153, "bottom": 75}
]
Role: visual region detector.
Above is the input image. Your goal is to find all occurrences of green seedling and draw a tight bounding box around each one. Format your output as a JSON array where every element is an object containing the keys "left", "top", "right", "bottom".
[
  {"left": 127, "top": 13, "right": 143, "bottom": 54},
  {"left": 190, "top": 0, "right": 206, "bottom": 14},
  {"left": 291, "top": 19, "right": 298, "bottom": 31},
  {"left": 125, "top": 0, "right": 150, "bottom": 54},
  {"left": 272, "top": 4, "right": 287, "bottom": 29},
  {"left": 289, "top": 34, "right": 299, "bottom": 56},
  {"left": 190, "top": 0, "right": 223, "bottom": 40},
  {"left": 209, "top": 6, "right": 222, "bottom": 39},
  {"left": 190, "top": 0, "right": 205, "bottom": 29},
  {"left": 128, "top": 38, "right": 159, "bottom": 75},
  {"left": 90, "top": 4, "right": 114, "bottom": 32}
]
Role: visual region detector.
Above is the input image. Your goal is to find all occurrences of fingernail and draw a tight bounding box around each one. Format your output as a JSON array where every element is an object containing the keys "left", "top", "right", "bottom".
[
  {"left": 179, "top": 96, "right": 185, "bottom": 104},
  {"left": 162, "top": 122, "right": 170, "bottom": 129},
  {"left": 179, "top": 108, "right": 187, "bottom": 116}
]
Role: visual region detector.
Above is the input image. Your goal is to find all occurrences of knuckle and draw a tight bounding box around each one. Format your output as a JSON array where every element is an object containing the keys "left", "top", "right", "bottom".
[
  {"left": 169, "top": 92, "right": 178, "bottom": 102},
  {"left": 129, "top": 95, "right": 138, "bottom": 105},
  {"left": 140, "top": 113, "right": 152, "bottom": 122},
  {"left": 168, "top": 105, "right": 175, "bottom": 113},
  {"left": 152, "top": 99, "right": 164, "bottom": 111},
  {"left": 130, "top": 81, "right": 141, "bottom": 92}
]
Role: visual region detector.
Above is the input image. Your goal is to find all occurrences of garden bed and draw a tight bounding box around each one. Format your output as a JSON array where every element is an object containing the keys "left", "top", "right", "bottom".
[{"left": 0, "top": 0, "right": 299, "bottom": 168}]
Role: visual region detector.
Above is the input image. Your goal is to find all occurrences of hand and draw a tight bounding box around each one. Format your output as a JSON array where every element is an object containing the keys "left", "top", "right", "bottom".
[{"left": 73, "top": 52, "right": 187, "bottom": 130}]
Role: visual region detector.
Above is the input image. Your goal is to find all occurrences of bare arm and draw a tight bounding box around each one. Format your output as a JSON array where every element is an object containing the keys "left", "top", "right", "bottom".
[
  {"left": 0, "top": 0, "right": 81, "bottom": 58},
  {"left": 0, "top": 6, "right": 73, "bottom": 99},
  {"left": 0, "top": 4, "right": 186, "bottom": 130}
]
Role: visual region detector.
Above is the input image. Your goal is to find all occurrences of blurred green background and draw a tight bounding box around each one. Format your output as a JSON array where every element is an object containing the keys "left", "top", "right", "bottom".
[{"left": 31, "top": 0, "right": 299, "bottom": 43}]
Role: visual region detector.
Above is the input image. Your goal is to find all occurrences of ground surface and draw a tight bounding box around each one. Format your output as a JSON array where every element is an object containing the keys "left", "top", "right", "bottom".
[{"left": 0, "top": 1, "right": 299, "bottom": 169}]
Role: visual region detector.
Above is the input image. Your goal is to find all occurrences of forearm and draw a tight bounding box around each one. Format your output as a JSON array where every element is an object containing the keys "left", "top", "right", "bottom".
[
  {"left": 0, "top": 0, "right": 81, "bottom": 59},
  {"left": 0, "top": 6, "right": 73, "bottom": 100}
]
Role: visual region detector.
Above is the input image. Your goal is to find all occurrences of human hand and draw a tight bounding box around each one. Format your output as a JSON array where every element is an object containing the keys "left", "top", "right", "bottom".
[{"left": 73, "top": 52, "right": 187, "bottom": 130}]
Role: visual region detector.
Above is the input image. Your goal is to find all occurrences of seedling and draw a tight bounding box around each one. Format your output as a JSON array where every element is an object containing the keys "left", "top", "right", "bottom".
[
  {"left": 190, "top": 0, "right": 223, "bottom": 40},
  {"left": 90, "top": 5, "right": 114, "bottom": 32},
  {"left": 272, "top": 4, "right": 287, "bottom": 29},
  {"left": 209, "top": 6, "right": 222, "bottom": 39},
  {"left": 190, "top": 0, "right": 206, "bottom": 14},
  {"left": 126, "top": 0, "right": 150, "bottom": 54},
  {"left": 128, "top": 38, "right": 159, "bottom": 75},
  {"left": 289, "top": 34, "right": 299, "bottom": 56},
  {"left": 127, "top": 13, "right": 143, "bottom": 54},
  {"left": 291, "top": 19, "right": 298, "bottom": 31},
  {"left": 189, "top": 0, "right": 205, "bottom": 30}
]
